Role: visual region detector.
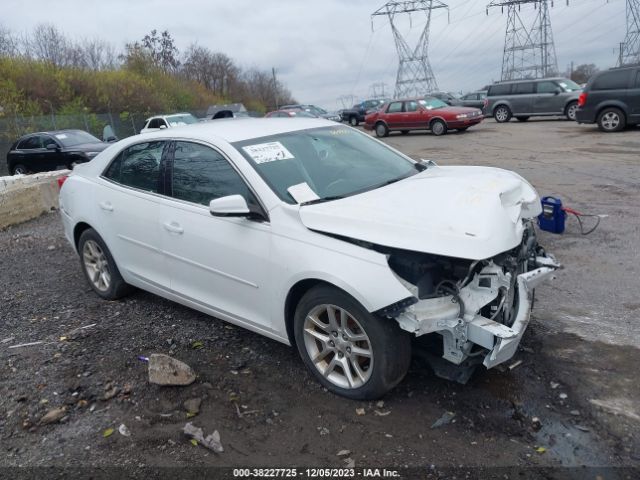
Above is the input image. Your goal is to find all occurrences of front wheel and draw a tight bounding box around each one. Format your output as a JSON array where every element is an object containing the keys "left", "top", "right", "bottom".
[
  {"left": 78, "top": 228, "right": 133, "bottom": 300},
  {"left": 430, "top": 119, "right": 447, "bottom": 136},
  {"left": 349, "top": 116, "right": 359, "bottom": 127},
  {"left": 565, "top": 101, "right": 578, "bottom": 121},
  {"left": 494, "top": 105, "right": 512, "bottom": 123},
  {"left": 294, "top": 285, "right": 411, "bottom": 400},
  {"left": 375, "top": 122, "right": 389, "bottom": 138},
  {"left": 597, "top": 107, "right": 625, "bottom": 132}
]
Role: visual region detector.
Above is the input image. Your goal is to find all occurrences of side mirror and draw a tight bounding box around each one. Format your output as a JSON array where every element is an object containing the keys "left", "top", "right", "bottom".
[
  {"left": 106, "top": 136, "right": 118, "bottom": 143},
  {"left": 209, "top": 195, "right": 250, "bottom": 217},
  {"left": 159, "top": 125, "right": 167, "bottom": 129},
  {"left": 554, "top": 87, "right": 562, "bottom": 95},
  {"left": 46, "top": 143, "right": 58, "bottom": 150}
]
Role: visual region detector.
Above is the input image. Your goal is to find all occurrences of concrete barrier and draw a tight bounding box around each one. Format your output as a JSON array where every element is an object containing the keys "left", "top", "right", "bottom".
[{"left": 0, "top": 170, "right": 71, "bottom": 229}]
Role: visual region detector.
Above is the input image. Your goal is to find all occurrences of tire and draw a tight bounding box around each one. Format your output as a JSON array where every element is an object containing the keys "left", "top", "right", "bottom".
[
  {"left": 375, "top": 122, "right": 389, "bottom": 138},
  {"left": 11, "top": 164, "right": 28, "bottom": 175},
  {"left": 430, "top": 119, "right": 447, "bottom": 136},
  {"left": 293, "top": 285, "right": 411, "bottom": 400},
  {"left": 78, "top": 228, "right": 133, "bottom": 300},
  {"left": 516, "top": 116, "right": 530, "bottom": 122},
  {"left": 565, "top": 101, "right": 578, "bottom": 121},
  {"left": 597, "top": 107, "right": 625, "bottom": 132},
  {"left": 349, "top": 116, "right": 359, "bottom": 127},
  {"left": 401, "top": 130, "right": 409, "bottom": 135},
  {"left": 494, "top": 105, "right": 512, "bottom": 123}
]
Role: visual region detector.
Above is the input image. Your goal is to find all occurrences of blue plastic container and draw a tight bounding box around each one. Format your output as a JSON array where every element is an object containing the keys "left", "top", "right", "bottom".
[{"left": 538, "top": 196, "right": 565, "bottom": 234}]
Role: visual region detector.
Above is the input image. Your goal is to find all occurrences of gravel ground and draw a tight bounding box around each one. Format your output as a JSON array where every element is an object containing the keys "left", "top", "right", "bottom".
[{"left": 0, "top": 118, "right": 639, "bottom": 476}]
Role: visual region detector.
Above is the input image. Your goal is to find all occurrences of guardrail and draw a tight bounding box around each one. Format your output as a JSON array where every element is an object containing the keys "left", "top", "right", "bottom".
[{"left": 0, "top": 170, "right": 70, "bottom": 229}]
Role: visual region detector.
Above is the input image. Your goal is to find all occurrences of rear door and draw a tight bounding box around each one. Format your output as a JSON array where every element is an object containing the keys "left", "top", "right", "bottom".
[
  {"left": 16, "top": 135, "right": 47, "bottom": 173},
  {"left": 97, "top": 140, "right": 170, "bottom": 288},
  {"left": 384, "top": 101, "right": 406, "bottom": 129},
  {"left": 404, "top": 100, "right": 423, "bottom": 128},
  {"left": 511, "top": 82, "right": 536, "bottom": 114}
]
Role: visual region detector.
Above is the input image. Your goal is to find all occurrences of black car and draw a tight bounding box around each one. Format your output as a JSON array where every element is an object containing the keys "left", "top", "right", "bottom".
[
  {"left": 340, "top": 98, "right": 389, "bottom": 126},
  {"left": 6, "top": 130, "right": 109, "bottom": 175},
  {"left": 575, "top": 65, "right": 640, "bottom": 132},
  {"left": 459, "top": 91, "right": 488, "bottom": 112},
  {"left": 429, "top": 92, "right": 462, "bottom": 106}
]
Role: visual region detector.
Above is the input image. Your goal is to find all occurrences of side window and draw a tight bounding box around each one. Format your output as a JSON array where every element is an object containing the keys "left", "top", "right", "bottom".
[
  {"left": 387, "top": 102, "right": 403, "bottom": 113},
  {"left": 405, "top": 101, "right": 419, "bottom": 112},
  {"left": 536, "top": 81, "right": 558, "bottom": 93},
  {"left": 635, "top": 70, "right": 640, "bottom": 88},
  {"left": 158, "top": 119, "right": 168, "bottom": 128},
  {"left": 488, "top": 83, "right": 512, "bottom": 96},
  {"left": 104, "top": 141, "right": 165, "bottom": 192},
  {"left": 592, "top": 70, "right": 631, "bottom": 90},
  {"left": 171, "top": 141, "right": 250, "bottom": 206},
  {"left": 19, "top": 136, "right": 43, "bottom": 150},
  {"left": 514, "top": 82, "right": 535, "bottom": 94},
  {"left": 41, "top": 135, "right": 57, "bottom": 148}
]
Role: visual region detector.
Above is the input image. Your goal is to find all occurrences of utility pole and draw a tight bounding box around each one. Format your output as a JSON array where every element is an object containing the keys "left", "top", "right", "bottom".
[
  {"left": 372, "top": 1, "right": 449, "bottom": 98},
  {"left": 487, "top": 0, "right": 560, "bottom": 80},
  {"left": 618, "top": 0, "right": 640, "bottom": 65}
]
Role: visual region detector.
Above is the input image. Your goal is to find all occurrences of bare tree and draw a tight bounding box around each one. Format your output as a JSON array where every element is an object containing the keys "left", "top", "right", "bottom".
[
  {"left": 0, "top": 24, "right": 19, "bottom": 57},
  {"left": 28, "top": 24, "right": 70, "bottom": 66},
  {"left": 570, "top": 64, "right": 599, "bottom": 84},
  {"left": 182, "top": 44, "right": 238, "bottom": 96},
  {"left": 82, "top": 38, "right": 117, "bottom": 70}
]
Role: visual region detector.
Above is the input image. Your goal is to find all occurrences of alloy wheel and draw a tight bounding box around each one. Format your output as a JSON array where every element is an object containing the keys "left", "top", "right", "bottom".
[
  {"left": 302, "top": 304, "right": 373, "bottom": 389},
  {"left": 601, "top": 112, "right": 620, "bottom": 131},
  {"left": 432, "top": 121, "right": 445, "bottom": 135},
  {"left": 567, "top": 103, "right": 578, "bottom": 121},
  {"left": 495, "top": 107, "right": 508, "bottom": 122},
  {"left": 82, "top": 240, "right": 111, "bottom": 292}
]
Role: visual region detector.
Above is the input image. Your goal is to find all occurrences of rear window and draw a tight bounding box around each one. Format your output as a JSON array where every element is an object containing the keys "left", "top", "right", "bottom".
[
  {"left": 488, "top": 83, "right": 512, "bottom": 96},
  {"left": 592, "top": 69, "right": 632, "bottom": 91}
]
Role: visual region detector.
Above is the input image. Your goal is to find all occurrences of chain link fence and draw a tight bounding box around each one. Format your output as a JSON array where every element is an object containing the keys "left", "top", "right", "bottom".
[{"left": 0, "top": 109, "right": 208, "bottom": 176}]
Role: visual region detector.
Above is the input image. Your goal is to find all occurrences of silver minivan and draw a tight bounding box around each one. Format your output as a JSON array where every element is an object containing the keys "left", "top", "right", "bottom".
[{"left": 486, "top": 78, "right": 582, "bottom": 123}]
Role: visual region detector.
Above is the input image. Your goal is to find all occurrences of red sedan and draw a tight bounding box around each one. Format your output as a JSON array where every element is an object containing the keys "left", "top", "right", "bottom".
[{"left": 364, "top": 97, "right": 483, "bottom": 137}]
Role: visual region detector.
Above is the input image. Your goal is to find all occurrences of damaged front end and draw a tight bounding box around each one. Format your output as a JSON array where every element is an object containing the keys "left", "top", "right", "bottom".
[{"left": 378, "top": 221, "right": 559, "bottom": 377}]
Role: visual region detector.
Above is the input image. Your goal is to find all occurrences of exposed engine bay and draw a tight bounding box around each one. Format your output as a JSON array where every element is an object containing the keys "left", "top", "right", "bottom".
[{"left": 374, "top": 220, "right": 560, "bottom": 376}]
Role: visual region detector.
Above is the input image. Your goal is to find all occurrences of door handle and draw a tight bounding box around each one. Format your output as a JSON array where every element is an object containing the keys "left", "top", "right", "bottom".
[
  {"left": 99, "top": 201, "right": 113, "bottom": 212},
  {"left": 163, "top": 221, "right": 184, "bottom": 234}
]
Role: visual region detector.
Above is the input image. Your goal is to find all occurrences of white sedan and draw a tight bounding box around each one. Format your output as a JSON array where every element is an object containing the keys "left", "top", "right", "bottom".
[{"left": 59, "top": 118, "right": 558, "bottom": 399}]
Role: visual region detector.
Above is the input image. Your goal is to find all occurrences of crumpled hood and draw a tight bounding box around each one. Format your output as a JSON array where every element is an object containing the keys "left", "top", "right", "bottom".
[{"left": 299, "top": 166, "right": 541, "bottom": 260}]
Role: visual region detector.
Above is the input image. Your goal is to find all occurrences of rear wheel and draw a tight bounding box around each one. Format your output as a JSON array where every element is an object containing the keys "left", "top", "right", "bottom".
[
  {"left": 516, "top": 116, "right": 530, "bottom": 122},
  {"left": 11, "top": 164, "right": 28, "bottom": 175},
  {"left": 597, "top": 107, "right": 625, "bottom": 132},
  {"left": 565, "top": 101, "right": 578, "bottom": 121},
  {"left": 349, "top": 116, "right": 359, "bottom": 127},
  {"left": 430, "top": 119, "right": 447, "bottom": 136},
  {"left": 375, "top": 122, "right": 389, "bottom": 138},
  {"left": 78, "top": 228, "right": 133, "bottom": 300},
  {"left": 494, "top": 105, "right": 512, "bottom": 123},
  {"left": 294, "top": 285, "right": 411, "bottom": 400}
]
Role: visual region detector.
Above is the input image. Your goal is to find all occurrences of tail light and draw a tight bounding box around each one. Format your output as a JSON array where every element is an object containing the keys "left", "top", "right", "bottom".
[
  {"left": 578, "top": 92, "right": 587, "bottom": 107},
  {"left": 57, "top": 175, "right": 68, "bottom": 189}
]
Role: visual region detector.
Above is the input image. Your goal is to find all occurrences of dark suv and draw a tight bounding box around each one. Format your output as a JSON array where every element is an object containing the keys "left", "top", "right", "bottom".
[
  {"left": 575, "top": 65, "right": 640, "bottom": 132},
  {"left": 6, "top": 130, "right": 108, "bottom": 175},
  {"left": 486, "top": 78, "right": 582, "bottom": 123}
]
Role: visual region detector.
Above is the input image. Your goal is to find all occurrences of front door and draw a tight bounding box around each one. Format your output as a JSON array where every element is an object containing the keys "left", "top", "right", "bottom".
[
  {"left": 533, "top": 80, "right": 564, "bottom": 114},
  {"left": 159, "top": 140, "right": 274, "bottom": 331}
]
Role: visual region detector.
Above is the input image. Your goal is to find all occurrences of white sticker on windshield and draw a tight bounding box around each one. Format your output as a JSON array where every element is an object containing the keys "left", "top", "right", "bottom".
[
  {"left": 243, "top": 141, "right": 294, "bottom": 164},
  {"left": 55, "top": 134, "right": 68, "bottom": 139}
]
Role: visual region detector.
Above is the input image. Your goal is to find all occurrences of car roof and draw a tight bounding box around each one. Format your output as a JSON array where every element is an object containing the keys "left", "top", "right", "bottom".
[
  {"left": 134, "top": 117, "right": 338, "bottom": 143},
  {"left": 491, "top": 77, "right": 569, "bottom": 85},
  {"left": 19, "top": 129, "right": 87, "bottom": 138}
]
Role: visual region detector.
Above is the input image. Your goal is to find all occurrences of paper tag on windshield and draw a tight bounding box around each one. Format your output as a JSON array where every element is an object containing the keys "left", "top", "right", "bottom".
[
  {"left": 287, "top": 183, "right": 320, "bottom": 204},
  {"left": 243, "top": 141, "right": 294, "bottom": 164},
  {"left": 55, "top": 134, "right": 68, "bottom": 139}
]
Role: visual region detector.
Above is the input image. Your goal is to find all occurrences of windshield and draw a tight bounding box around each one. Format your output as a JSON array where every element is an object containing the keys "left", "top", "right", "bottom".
[
  {"left": 53, "top": 130, "right": 101, "bottom": 146},
  {"left": 558, "top": 79, "right": 582, "bottom": 92},
  {"left": 166, "top": 114, "right": 198, "bottom": 126},
  {"left": 420, "top": 97, "right": 448, "bottom": 110},
  {"left": 307, "top": 106, "right": 328, "bottom": 115},
  {"left": 233, "top": 126, "right": 418, "bottom": 204}
]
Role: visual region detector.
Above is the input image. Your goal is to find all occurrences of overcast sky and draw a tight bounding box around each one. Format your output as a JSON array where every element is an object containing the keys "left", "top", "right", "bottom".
[{"left": 3, "top": 0, "right": 628, "bottom": 110}]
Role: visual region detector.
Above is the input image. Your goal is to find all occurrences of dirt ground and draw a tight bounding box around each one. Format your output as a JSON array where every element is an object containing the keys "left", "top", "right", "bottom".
[{"left": 1, "top": 118, "right": 639, "bottom": 477}]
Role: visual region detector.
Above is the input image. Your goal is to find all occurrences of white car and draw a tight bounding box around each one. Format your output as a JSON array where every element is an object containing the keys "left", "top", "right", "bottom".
[
  {"left": 140, "top": 113, "right": 199, "bottom": 134},
  {"left": 59, "top": 119, "right": 558, "bottom": 399}
]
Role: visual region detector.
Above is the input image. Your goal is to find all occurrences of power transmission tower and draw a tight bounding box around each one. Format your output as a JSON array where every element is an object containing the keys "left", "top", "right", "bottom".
[
  {"left": 487, "top": 0, "right": 559, "bottom": 80},
  {"left": 337, "top": 95, "right": 356, "bottom": 109},
  {"left": 369, "top": 82, "right": 389, "bottom": 99},
  {"left": 372, "top": 1, "right": 448, "bottom": 98},
  {"left": 619, "top": 0, "right": 640, "bottom": 65}
]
